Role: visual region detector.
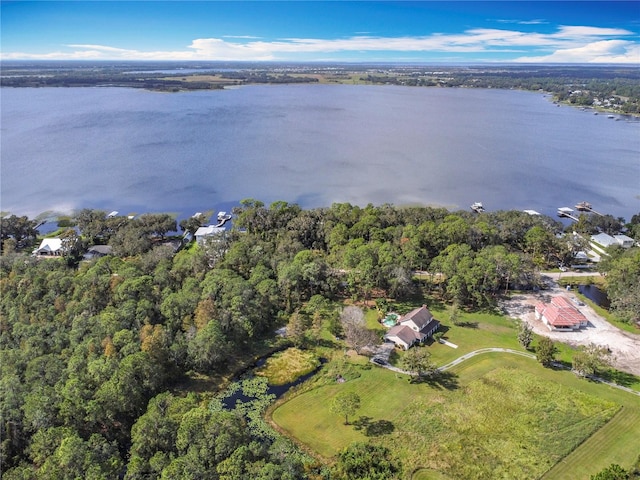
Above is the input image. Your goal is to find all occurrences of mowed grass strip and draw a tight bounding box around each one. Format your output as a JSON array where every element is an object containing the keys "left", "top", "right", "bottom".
[
  {"left": 273, "top": 355, "right": 628, "bottom": 479},
  {"left": 542, "top": 405, "right": 640, "bottom": 480}
]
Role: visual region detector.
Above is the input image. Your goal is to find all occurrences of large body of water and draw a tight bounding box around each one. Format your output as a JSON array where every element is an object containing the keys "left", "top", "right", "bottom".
[{"left": 2, "top": 85, "right": 639, "bottom": 222}]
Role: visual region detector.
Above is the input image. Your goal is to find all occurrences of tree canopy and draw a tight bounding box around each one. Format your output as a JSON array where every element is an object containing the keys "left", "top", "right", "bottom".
[{"left": 1, "top": 201, "right": 637, "bottom": 477}]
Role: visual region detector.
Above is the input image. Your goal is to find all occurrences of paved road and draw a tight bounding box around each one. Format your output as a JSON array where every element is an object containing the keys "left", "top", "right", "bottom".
[
  {"left": 372, "top": 348, "right": 534, "bottom": 375},
  {"left": 371, "top": 348, "right": 640, "bottom": 397},
  {"left": 541, "top": 271, "right": 603, "bottom": 281}
]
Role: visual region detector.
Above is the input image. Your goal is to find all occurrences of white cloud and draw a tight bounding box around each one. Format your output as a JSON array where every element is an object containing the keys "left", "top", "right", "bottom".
[
  {"left": 188, "top": 38, "right": 275, "bottom": 60},
  {"left": 496, "top": 19, "right": 548, "bottom": 25},
  {"left": 222, "top": 35, "right": 262, "bottom": 39},
  {"left": 555, "top": 26, "right": 633, "bottom": 37},
  {"left": 67, "top": 44, "right": 136, "bottom": 53},
  {"left": 514, "top": 40, "right": 640, "bottom": 64},
  {"left": 1, "top": 25, "right": 637, "bottom": 63}
]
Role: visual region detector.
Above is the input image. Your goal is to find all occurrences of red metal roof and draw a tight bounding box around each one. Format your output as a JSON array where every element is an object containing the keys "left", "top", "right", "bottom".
[{"left": 537, "top": 296, "right": 587, "bottom": 327}]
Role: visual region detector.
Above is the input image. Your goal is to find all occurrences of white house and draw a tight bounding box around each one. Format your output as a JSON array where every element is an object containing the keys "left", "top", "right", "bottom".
[
  {"left": 613, "top": 234, "right": 635, "bottom": 248},
  {"left": 591, "top": 233, "right": 617, "bottom": 248},
  {"left": 194, "top": 225, "right": 226, "bottom": 245},
  {"left": 384, "top": 305, "right": 440, "bottom": 350},
  {"left": 33, "top": 238, "right": 63, "bottom": 256},
  {"left": 591, "top": 232, "right": 635, "bottom": 250}
]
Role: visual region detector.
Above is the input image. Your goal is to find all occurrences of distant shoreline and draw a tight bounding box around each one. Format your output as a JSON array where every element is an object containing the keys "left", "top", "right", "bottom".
[{"left": 2, "top": 62, "right": 638, "bottom": 116}]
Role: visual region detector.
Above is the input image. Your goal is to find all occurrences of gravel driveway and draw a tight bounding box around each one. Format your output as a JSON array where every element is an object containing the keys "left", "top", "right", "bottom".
[{"left": 501, "top": 274, "right": 640, "bottom": 376}]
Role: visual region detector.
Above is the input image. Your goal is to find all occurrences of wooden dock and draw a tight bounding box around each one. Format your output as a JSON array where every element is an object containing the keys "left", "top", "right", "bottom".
[
  {"left": 557, "top": 207, "right": 579, "bottom": 222},
  {"left": 575, "top": 202, "right": 603, "bottom": 216}
]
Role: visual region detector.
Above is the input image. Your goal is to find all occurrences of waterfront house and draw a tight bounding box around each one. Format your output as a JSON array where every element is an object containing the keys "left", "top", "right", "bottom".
[
  {"left": 32, "top": 238, "right": 63, "bottom": 256},
  {"left": 613, "top": 234, "right": 635, "bottom": 248},
  {"left": 591, "top": 233, "right": 617, "bottom": 248},
  {"left": 194, "top": 225, "right": 226, "bottom": 245},
  {"left": 591, "top": 232, "right": 635, "bottom": 250}
]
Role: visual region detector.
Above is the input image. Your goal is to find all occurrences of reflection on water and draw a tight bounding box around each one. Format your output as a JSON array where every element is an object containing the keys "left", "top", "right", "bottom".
[
  {"left": 2, "top": 85, "right": 639, "bottom": 221},
  {"left": 578, "top": 284, "right": 610, "bottom": 309}
]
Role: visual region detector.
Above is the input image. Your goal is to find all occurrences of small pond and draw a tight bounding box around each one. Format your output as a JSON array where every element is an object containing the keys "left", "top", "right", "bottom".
[
  {"left": 221, "top": 357, "right": 324, "bottom": 409},
  {"left": 577, "top": 284, "right": 610, "bottom": 309}
]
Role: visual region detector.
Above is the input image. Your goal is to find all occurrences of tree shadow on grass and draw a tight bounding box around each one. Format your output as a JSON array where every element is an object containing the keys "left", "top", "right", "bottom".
[
  {"left": 315, "top": 338, "right": 339, "bottom": 349},
  {"left": 551, "top": 360, "right": 572, "bottom": 371},
  {"left": 455, "top": 321, "right": 478, "bottom": 328},
  {"left": 353, "top": 416, "right": 395, "bottom": 437},
  {"left": 438, "top": 324, "right": 450, "bottom": 334},
  {"left": 596, "top": 368, "right": 639, "bottom": 388},
  {"left": 477, "top": 304, "right": 504, "bottom": 316},
  {"left": 410, "top": 371, "right": 460, "bottom": 391}
]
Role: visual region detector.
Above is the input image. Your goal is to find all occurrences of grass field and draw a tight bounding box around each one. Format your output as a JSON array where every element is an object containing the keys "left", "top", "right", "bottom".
[
  {"left": 383, "top": 302, "right": 639, "bottom": 390},
  {"left": 271, "top": 353, "right": 640, "bottom": 479},
  {"left": 256, "top": 347, "right": 320, "bottom": 385}
]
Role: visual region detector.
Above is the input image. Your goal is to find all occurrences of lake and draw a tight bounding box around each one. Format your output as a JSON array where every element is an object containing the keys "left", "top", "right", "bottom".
[{"left": 2, "top": 85, "right": 639, "bottom": 222}]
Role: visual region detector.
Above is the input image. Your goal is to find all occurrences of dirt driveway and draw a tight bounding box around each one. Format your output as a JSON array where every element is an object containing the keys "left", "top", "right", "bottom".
[{"left": 501, "top": 274, "right": 640, "bottom": 376}]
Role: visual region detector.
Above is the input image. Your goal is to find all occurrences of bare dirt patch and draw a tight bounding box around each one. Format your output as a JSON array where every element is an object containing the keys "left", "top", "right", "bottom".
[{"left": 501, "top": 275, "right": 640, "bottom": 376}]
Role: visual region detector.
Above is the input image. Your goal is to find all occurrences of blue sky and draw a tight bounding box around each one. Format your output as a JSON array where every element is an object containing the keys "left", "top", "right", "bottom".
[{"left": 1, "top": 1, "right": 639, "bottom": 63}]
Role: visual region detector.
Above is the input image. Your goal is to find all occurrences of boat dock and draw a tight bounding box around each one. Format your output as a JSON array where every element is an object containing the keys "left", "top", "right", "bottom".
[
  {"left": 214, "top": 211, "right": 232, "bottom": 227},
  {"left": 558, "top": 201, "right": 603, "bottom": 222},
  {"left": 575, "top": 201, "right": 603, "bottom": 216},
  {"left": 557, "top": 207, "right": 579, "bottom": 221},
  {"left": 471, "top": 202, "right": 485, "bottom": 213}
]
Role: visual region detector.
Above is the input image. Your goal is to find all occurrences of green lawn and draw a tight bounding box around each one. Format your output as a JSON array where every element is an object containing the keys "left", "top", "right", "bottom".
[
  {"left": 424, "top": 309, "right": 524, "bottom": 366},
  {"left": 389, "top": 303, "right": 639, "bottom": 391},
  {"left": 271, "top": 354, "right": 640, "bottom": 479}
]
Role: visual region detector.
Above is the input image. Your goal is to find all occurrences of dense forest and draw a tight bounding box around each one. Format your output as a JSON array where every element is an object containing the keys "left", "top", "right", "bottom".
[{"left": 1, "top": 201, "right": 639, "bottom": 478}]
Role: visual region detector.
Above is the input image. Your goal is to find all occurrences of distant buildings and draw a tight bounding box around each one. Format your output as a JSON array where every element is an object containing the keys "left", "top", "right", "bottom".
[{"left": 591, "top": 233, "right": 635, "bottom": 249}]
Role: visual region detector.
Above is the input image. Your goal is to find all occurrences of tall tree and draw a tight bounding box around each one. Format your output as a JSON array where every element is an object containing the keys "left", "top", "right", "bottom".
[
  {"left": 536, "top": 337, "right": 558, "bottom": 367},
  {"left": 167, "top": 408, "right": 250, "bottom": 477},
  {"left": 340, "top": 306, "right": 378, "bottom": 354},
  {"left": 598, "top": 248, "right": 640, "bottom": 324},
  {"left": 333, "top": 442, "right": 401, "bottom": 480},
  {"left": 330, "top": 392, "right": 361, "bottom": 425},
  {"left": 0, "top": 215, "right": 39, "bottom": 250},
  {"left": 590, "top": 463, "right": 629, "bottom": 480},
  {"left": 517, "top": 322, "right": 534, "bottom": 349},
  {"left": 286, "top": 311, "right": 309, "bottom": 348},
  {"left": 572, "top": 343, "right": 612, "bottom": 378},
  {"left": 400, "top": 346, "right": 439, "bottom": 378}
]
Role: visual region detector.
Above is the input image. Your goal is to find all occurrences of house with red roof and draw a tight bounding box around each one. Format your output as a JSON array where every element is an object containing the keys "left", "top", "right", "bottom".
[{"left": 535, "top": 296, "right": 588, "bottom": 331}]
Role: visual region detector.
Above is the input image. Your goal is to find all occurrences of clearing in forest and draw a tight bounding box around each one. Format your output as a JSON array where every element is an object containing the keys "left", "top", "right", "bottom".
[{"left": 272, "top": 355, "right": 638, "bottom": 479}]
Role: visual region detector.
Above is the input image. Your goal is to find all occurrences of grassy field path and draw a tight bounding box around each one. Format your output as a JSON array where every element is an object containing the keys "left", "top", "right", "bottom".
[{"left": 374, "top": 347, "right": 640, "bottom": 397}]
